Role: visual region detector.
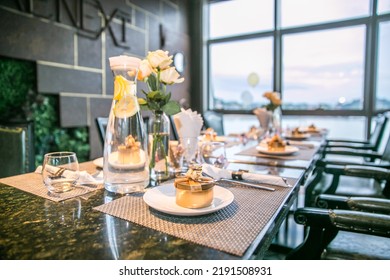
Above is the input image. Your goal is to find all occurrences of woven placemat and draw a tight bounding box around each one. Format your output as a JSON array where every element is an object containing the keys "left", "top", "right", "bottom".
[
  {"left": 94, "top": 179, "right": 296, "bottom": 257},
  {"left": 236, "top": 146, "right": 316, "bottom": 160},
  {"left": 0, "top": 162, "right": 103, "bottom": 202}
]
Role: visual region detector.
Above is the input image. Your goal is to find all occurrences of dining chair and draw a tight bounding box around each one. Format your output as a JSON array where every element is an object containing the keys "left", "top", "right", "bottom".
[
  {"left": 322, "top": 111, "right": 389, "bottom": 152},
  {"left": 304, "top": 119, "right": 390, "bottom": 207},
  {"left": 169, "top": 114, "right": 179, "bottom": 140},
  {"left": 286, "top": 194, "right": 390, "bottom": 260},
  {"left": 203, "top": 111, "right": 224, "bottom": 136},
  {"left": 304, "top": 158, "right": 390, "bottom": 208},
  {"left": 0, "top": 121, "right": 35, "bottom": 178},
  {"left": 95, "top": 117, "right": 108, "bottom": 145}
]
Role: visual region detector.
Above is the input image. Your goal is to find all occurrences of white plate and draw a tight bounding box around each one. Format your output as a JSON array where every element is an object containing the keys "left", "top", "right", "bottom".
[
  {"left": 199, "top": 135, "right": 229, "bottom": 142},
  {"left": 108, "top": 150, "right": 146, "bottom": 170},
  {"left": 256, "top": 145, "right": 299, "bottom": 155},
  {"left": 285, "top": 133, "right": 311, "bottom": 140},
  {"left": 143, "top": 183, "right": 234, "bottom": 216},
  {"left": 93, "top": 157, "right": 103, "bottom": 168}
]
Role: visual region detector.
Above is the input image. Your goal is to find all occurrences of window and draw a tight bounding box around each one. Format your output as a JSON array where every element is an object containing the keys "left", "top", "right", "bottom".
[
  {"left": 283, "top": 26, "right": 366, "bottom": 110},
  {"left": 376, "top": 21, "right": 390, "bottom": 110},
  {"left": 209, "top": 0, "right": 274, "bottom": 38},
  {"left": 281, "top": 0, "right": 370, "bottom": 28},
  {"left": 210, "top": 38, "right": 273, "bottom": 110},
  {"left": 378, "top": 0, "right": 390, "bottom": 14},
  {"left": 206, "top": 0, "right": 390, "bottom": 139}
]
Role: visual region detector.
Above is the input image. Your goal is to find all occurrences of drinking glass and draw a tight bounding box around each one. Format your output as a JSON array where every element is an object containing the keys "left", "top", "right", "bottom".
[
  {"left": 42, "top": 152, "right": 79, "bottom": 193},
  {"left": 180, "top": 137, "right": 199, "bottom": 168},
  {"left": 200, "top": 141, "right": 227, "bottom": 168},
  {"left": 169, "top": 140, "right": 185, "bottom": 173}
]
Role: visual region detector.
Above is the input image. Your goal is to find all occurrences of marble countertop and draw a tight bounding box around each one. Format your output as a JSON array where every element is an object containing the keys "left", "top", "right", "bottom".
[{"left": 0, "top": 160, "right": 304, "bottom": 260}]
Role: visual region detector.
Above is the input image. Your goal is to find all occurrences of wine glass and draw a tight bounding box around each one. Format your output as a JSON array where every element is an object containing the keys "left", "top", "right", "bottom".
[{"left": 200, "top": 141, "right": 227, "bottom": 168}]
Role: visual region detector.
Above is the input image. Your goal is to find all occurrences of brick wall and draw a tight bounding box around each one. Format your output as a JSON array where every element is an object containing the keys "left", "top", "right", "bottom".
[{"left": 0, "top": 0, "right": 191, "bottom": 159}]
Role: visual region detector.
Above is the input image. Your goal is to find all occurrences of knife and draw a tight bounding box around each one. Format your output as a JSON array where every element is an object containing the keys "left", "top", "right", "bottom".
[
  {"left": 218, "top": 178, "right": 275, "bottom": 191},
  {"left": 202, "top": 172, "right": 275, "bottom": 191}
]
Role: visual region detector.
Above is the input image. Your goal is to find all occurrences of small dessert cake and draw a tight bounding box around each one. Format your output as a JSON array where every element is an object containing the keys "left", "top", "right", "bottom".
[
  {"left": 204, "top": 127, "right": 217, "bottom": 141},
  {"left": 117, "top": 135, "right": 141, "bottom": 164},
  {"left": 291, "top": 127, "right": 305, "bottom": 136},
  {"left": 267, "top": 135, "right": 286, "bottom": 152},
  {"left": 308, "top": 124, "right": 317, "bottom": 132},
  {"left": 174, "top": 165, "right": 215, "bottom": 209}
]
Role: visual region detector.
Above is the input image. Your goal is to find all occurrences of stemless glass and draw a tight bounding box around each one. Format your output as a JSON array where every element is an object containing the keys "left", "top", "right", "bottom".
[
  {"left": 200, "top": 141, "right": 227, "bottom": 168},
  {"left": 180, "top": 137, "right": 199, "bottom": 168},
  {"left": 42, "top": 152, "right": 79, "bottom": 193}
]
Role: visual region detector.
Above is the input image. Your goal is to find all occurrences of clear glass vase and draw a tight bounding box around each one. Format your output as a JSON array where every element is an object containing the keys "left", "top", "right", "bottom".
[
  {"left": 103, "top": 55, "right": 149, "bottom": 194},
  {"left": 148, "top": 111, "right": 170, "bottom": 181},
  {"left": 271, "top": 107, "right": 282, "bottom": 135}
]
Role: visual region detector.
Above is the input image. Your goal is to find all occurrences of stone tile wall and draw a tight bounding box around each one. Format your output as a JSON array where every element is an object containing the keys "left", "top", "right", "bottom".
[{"left": 0, "top": 0, "right": 191, "bottom": 159}]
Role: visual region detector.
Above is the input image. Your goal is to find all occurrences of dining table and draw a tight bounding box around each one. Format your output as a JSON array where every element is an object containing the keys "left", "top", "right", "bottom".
[{"left": 0, "top": 132, "right": 325, "bottom": 260}]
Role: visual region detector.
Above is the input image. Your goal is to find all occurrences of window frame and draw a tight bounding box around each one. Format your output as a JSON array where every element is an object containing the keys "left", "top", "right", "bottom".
[{"left": 203, "top": 0, "right": 390, "bottom": 137}]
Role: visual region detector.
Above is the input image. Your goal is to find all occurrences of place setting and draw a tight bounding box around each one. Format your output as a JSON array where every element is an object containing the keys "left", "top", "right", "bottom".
[
  {"left": 94, "top": 163, "right": 295, "bottom": 257},
  {"left": 284, "top": 127, "right": 311, "bottom": 141},
  {"left": 0, "top": 151, "right": 103, "bottom": 202}
]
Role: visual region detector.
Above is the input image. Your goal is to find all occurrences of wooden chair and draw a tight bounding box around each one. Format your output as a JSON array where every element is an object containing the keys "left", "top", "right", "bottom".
[
  {"left": 287, "top": 194, "right": 390, "bottom": 260},
  {"left": 0, "top": 121, "right": 35, "bottom": 178}
]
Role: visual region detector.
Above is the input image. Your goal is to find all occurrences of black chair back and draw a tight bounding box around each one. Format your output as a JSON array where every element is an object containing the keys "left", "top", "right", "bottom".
[
  {"left": 0, "top": 121, "right": 35, "bottom": 178},
  {"left": 369, "top": 113, "right": 389, "bottom": 151},
  {"left": 95, "top": 117, "right": 108, "bottom": 145},
  {"left": 203, "top": 111, "right": 224, "bottom": 135}
]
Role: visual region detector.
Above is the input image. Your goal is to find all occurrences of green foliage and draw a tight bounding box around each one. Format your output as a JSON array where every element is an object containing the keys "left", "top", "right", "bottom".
[
  {"left": 32, "top": 95, "right": 90, "bottom": 166},
  {"left": 0, "top": 57, "right": 90, "bottom": 166},
  {"left": 0, "top": 57, "right": 35, "bottom": 120}
]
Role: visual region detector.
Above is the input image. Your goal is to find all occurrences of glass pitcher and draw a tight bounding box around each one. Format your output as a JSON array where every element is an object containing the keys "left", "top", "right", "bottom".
[{"left": 103, "top": 55, "right": 149, "bottom": 193}]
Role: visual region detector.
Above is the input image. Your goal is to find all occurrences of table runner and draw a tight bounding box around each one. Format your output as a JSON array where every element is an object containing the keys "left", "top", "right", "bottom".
[
  {"left": 0, "top": 162, "right": 103, "bottom": 202},
  {"left": 94, "top": 178, "right": 296, "bottom": 257},
  {"left": 236, "top": 145, "right": 316, "bottom": 160}
]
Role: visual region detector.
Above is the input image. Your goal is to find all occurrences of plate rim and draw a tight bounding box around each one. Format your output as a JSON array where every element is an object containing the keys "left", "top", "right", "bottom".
[
  {"left": 143, "top": 184, "right": 234, "bottom": 216},
  {"left": 256, "top": 145, "right": 299, "bottom": 155},
  {"left": 93, "top": 157, "right": 103, "bottom": 168},
  {"left": 285, "top": 133, "right": 311, "bottom": 139}
]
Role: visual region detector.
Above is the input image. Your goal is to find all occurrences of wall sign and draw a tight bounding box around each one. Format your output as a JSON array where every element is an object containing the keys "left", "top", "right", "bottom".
[{"left": 14, "top": 0, "right": 132, "bottom": 49}]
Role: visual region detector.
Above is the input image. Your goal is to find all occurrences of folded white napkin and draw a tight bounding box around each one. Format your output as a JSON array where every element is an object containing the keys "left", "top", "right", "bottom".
[
  {"left": 173, "top": 108, "right": 204, "bottom": 139},
  {"left": 35, "top": 166, "right": 103, "bottom": 184},
  {"left": 253, "top": 108, "right": 272, "bottom": 129},
  {"left": 201, "top": 164, "right": 290, "bottom": 187}
]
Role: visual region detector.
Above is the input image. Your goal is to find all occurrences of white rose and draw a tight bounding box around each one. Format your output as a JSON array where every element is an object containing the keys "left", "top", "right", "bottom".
[
  {"left": 137, "top": 59, "right": 153, "bottom": 81},
  {"left": 160, "top": 67, "right": 184, "bottom": 85},
  {"left": 147, "top": 50, "right": 173, "bottom": 69}
]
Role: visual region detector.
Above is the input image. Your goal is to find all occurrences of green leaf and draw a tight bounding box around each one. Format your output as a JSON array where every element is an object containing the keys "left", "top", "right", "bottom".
[
  {"left": 147, "top": 74, "right": 158, "bottom": 91},
  {"left": 165, "top": 92, "right": 171, "bottom": 103},
  {"left": 140, "top": 104, "right": 149, "bottom": 111},
  {"left": 162, "top": 100, "right": 181, "bottom": 115}
]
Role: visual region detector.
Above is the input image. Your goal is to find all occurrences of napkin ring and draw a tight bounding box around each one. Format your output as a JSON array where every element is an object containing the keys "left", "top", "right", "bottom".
[{"left": 232, "top": 170, "right": 248, "bottom": 180}]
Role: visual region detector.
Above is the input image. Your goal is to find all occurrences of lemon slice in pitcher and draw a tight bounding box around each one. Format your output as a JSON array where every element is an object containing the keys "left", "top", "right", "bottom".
[
  {"left": 114, "top": 95, "right": 139, "bottom": 118},
  {"left": 113, "top": 75, "right": 131, "bottom": 100}
]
